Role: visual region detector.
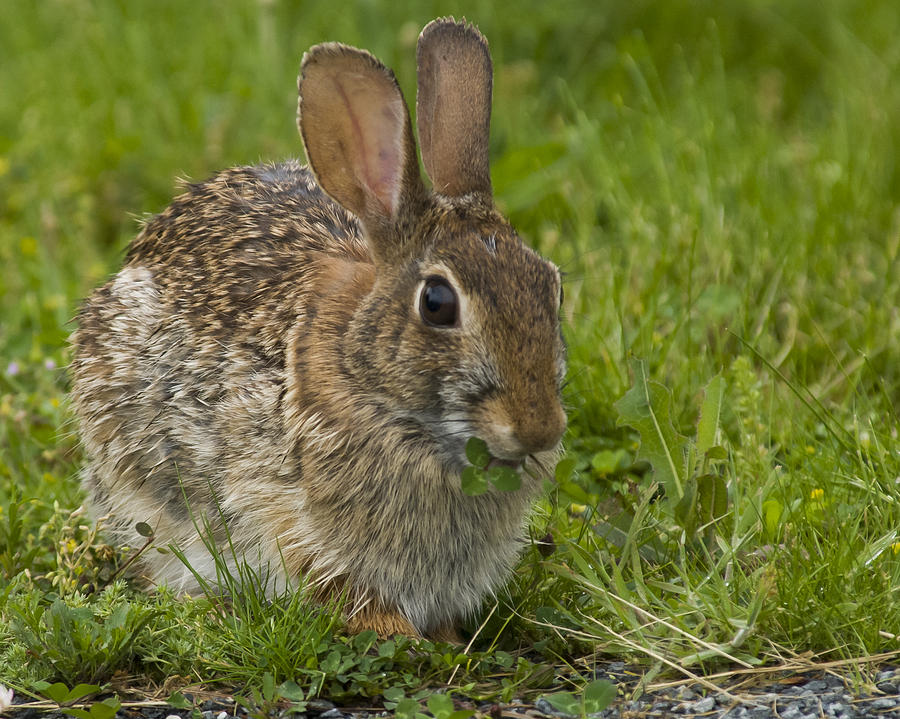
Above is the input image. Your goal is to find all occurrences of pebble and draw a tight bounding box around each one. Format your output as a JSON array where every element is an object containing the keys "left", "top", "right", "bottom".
[
  {"left": 320, "top": 709, "right": 344, "bottom": 719},
  {"left": 803, "top": 680, "right": 828, "bottom": 693},
  {"left": 745, "top": 708, "right": 771, "bottom": 719},
  {"left": 691, "top": 696, "right": 716, "bottom": 713},
  {"left": 869, "top": 696, "right": 898, "bottom": 709}
]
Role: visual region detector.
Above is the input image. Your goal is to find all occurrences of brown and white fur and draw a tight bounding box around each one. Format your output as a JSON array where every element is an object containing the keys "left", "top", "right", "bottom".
[{"left": 70, "top": 18, "right": 566, "bottom": 640}]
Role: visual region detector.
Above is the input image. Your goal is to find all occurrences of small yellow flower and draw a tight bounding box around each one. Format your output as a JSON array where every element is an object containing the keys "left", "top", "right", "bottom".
[
  {"left": 20, "top": 236, "right": 37, "bottom": 256},
  {"left": 809, "top": 488, "right": 824, "bottom": 501},
  {"left": 805, "top": 445, "right": 816, "bottom": 455}
]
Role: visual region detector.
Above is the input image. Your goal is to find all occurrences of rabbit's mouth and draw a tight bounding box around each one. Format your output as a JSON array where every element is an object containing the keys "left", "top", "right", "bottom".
[{"left": 486, "top": 457, "right": 523, "bottom": 471}]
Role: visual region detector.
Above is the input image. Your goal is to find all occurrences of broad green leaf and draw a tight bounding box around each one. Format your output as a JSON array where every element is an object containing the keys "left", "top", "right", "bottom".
[
  {"left": 166, "top": 692, "right": 193, "bottom": 709},
  {"left": 353, "top": 629, "right": 377, "bottom": 653},
  {"left": 394, "top": 697, "right": 423, "bottom": 719},
  {"left": 427, "top": 693, "right": 454, "bottom": 717},
  {"left": 591, "top": 449, "right": 627, "bottom": 475},
  {"left": 460, "top": 467, "right": 489, "bottom": 496},
  {"left": 705, "top": 445, "right": 728, "bottom": 460},
  {"left": 697, "top": 373, "right": 726, "bottom": 454},
  {"left": 584, "top": 679, "right": 617, "bottom": 712},
  {"left": 262, "top": 672, "right": 275, "bottom": 701},
  {"left": 614, "top": 358, "right": 689, "bottom": 500},
  {"left": 487, "top": 465, "right": 521, "bottom": 492},
  {"left": 763, "top": 499, "right": 783, "bottom": 539},
  {"left": 66, "top": 685, "right": 102, "bottom": 703},
  {"left": 697, "top": 473, "right": 729, "bottom": 527},
  {"left": 464, "top": 437, "right": 491, "bottom": 468},
  {"left": 673, "top": 477, "right": 698, "bottom": 536},
  {"left": 557, "top": 479, "right": 591, "bottom": 505},
  {"left": 382, "top": 687, "right": 406, "bottom": 703},
  {"left": 135, "top": 521, "right": 153, "bottom": 538},
  {"left": 39, "top": 682, "right": 72, "bottom": 704},
  {"left": 89, "top": 698, "right": 121, "bottom": 719},
  {"left": 554, "top": 456, "right": 577, "bottom": 483},
  {"left": 543, "top": 691, "right": 579, "bottom": 715},
  {"left": 320, "top": 649, "right": 341, "bottom": 673},
  {"left": 378, "top": 639, "right": 396, "bottom": 658}
]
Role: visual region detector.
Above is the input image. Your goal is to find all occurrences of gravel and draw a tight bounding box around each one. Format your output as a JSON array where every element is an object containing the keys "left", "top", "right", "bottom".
[
  {"left": 526, "top": 664, "right": 900, "bottom": 719},
  {"left": 5, "top": 664, "right": 899, "bottom": 719}
]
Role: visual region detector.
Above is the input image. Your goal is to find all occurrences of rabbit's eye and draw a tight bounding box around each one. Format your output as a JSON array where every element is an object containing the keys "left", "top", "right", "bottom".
[
  {"left": 420, "top": 277, "right": 459, "bottom": 328},
  {"left": 559, "top": 283, "right": 564, "bottom": 308}
]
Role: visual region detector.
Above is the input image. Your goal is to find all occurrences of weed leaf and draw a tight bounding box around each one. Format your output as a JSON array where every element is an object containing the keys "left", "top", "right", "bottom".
[
  {"left": 584, "top": 679, "right": 617, "bottom": 712},
  {"left": 697, "top": 373, "right": 725, "bottom": 454},
  {"left": 697, "top": 473, "right": 729, "bottom": 529},
  {"left": 427, "top": 694, "right": 454, "bottom": 716},
  {"left": 554, "top": 456, "right": 577, "bottom": 483},
  {"left": 488, "top": 465, "right": 521, "bottom": 492},
  {"left": 166, "top": 692, "right": 193, "bottom": 709},
  {"left": 460, "top": 467, "right": 489, "bottom": 496},
  {"left": 464, "top": 437, "right": 491, "bottom": 468},
  {"left": 615, "top": 358, "right": 688, "bottom": 499},
  {"left": 543, "top": 691, "right": 579, "bottom": 716}
]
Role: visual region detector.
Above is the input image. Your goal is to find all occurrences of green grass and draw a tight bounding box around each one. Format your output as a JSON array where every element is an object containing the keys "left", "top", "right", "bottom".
[{"left": 2, "top": 0, "right": 899, "bottom": 711}]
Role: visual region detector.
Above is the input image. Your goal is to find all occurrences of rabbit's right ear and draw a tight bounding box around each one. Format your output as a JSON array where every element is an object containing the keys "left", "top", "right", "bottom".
[
  {"left": 416, "top": 18, "right": 493, "bottom": 198},
  {"left": 298, "top": 43, "right": 426, "bottom": 260}
]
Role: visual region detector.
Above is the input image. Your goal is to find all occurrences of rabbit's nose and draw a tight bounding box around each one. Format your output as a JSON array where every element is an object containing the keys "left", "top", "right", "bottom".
[
  {"left": 477, "top": 395, "right": 566, "bottom": 459},
  {"left": 514, "top": 400, "right": 567, "bottom": 455}
]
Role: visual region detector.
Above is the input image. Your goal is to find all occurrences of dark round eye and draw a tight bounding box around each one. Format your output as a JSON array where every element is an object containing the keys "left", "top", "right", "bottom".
[
  {"left": 419, "top": 277, "right": 458, "bottom": 327},
  {"left": 559, "top": 283, "right": 564, "bottom": 308}
]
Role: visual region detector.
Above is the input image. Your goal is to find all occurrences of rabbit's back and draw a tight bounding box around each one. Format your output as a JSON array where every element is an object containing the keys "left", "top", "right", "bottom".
[
  {"left": 71, "top": 162, "right": 370, "bottom": 586},
  {"left": 126, "top": 161, "right": 368, "bottom": 326}
]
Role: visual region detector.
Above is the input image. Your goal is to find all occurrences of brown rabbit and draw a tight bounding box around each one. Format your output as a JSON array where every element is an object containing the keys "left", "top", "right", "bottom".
[{"left": 70, "top": 18, "right": 566, "bottom": 640}]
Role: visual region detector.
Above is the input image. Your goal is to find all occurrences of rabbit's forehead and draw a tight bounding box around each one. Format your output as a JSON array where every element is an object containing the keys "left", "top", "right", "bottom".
[{"left": 423, "top": 232, "right": 560, "bottom": 307}]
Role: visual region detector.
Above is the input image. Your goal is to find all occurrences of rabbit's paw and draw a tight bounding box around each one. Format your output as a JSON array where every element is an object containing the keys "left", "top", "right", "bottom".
[{"left": 345, "top": 606, "right": 420, "bottom": 638}]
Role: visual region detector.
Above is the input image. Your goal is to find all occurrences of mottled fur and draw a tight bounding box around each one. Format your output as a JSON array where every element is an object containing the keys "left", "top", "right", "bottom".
[{"left": 70, "top": 18, "right": 566, "bottom": 638}]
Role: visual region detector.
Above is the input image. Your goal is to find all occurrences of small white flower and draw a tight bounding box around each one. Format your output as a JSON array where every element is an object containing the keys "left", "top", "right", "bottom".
[{"left": 0, "top": 684, "right": 14, "bottom": 713}]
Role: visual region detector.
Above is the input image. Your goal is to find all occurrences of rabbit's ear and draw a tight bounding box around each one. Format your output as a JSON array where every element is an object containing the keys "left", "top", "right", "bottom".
[
  {"left": 416, "top": 18, "right": 493, "bottom": 198},
  {"left": 299, "top": 43, "right": 426, "bottom": 255}
]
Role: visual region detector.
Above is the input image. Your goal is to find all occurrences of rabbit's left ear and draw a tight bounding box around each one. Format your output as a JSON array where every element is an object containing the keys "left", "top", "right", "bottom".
[
  {"left": 416, "top": 18, "right": 493, "bottom": 198},
  {"left": 299, "top": 42, "right": 426, "bottom": 260}
]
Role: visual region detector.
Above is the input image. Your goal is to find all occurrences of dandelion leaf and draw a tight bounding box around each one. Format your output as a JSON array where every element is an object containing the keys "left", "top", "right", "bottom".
[{"left": 614, "top": 358, "right": 689, "bottom": 500}]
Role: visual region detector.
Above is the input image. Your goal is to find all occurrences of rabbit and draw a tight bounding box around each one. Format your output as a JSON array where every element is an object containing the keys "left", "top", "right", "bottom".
[{"left": 69, "top": 17, "right": 567, "bottom": 640}]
